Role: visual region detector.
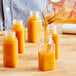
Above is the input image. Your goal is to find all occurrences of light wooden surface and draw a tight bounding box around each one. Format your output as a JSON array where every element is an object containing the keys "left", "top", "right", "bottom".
[{"left": 0, "top": 25, "right": 76, "bottom": 76}]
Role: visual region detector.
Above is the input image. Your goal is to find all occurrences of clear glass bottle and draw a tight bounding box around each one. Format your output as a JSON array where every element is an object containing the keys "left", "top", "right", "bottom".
[
  {"left": 3, "top": 31, "right": 18, "bottom": 68},
  {"left": 48, "top": 24, "right": 59, "bottom": 59},
  {"left": 38, "top": 33, "right": 55, "bottom": 71},
  {"left": 47, "top": 33, "right": 55, "bottom": 52},
  {"left": 28, "top": 11, "right": 42, "bottom": 43}
]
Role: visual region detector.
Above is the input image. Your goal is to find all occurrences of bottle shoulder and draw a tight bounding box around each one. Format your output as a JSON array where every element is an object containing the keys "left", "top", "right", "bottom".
[
  {"left": 53, "top": 33, "right": 59, "bottom": 36},
  {"left": 12, "top": 25, "right": 25, "bottom": 31},
  {"left": 3, "top": 36, "right": 18, "bottom": 44},
  {"left": 28, "top": 17, "right": 42, "bottom": 21}
]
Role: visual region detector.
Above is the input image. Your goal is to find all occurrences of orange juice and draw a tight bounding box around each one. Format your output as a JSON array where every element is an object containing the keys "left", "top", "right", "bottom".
[
  {"left": 12, "top": 20, "right": 25, "bottom": 53},
  {"left": 56, "top": 19, "right": 76, "bottom": 24},
  {"left": 38, "top": 34, "right": 55, "bottom": 71},
  {"left": 44, "top": 10, "right": 76, "bottom": 24},
  {"left": 3, "top": 31, "right": 18, "bottom": 68},
  {"left": 38, "top": 51, "right": 55, "bottom": 71},
  {"left": 52, "top": 25, "right": 59, "bottom": 59},
  {"left": 28, "top": 11, "right": 42, "bottom": 43},
  {"left": 53, "top": 33, "right": 59, "bottom": 59}
]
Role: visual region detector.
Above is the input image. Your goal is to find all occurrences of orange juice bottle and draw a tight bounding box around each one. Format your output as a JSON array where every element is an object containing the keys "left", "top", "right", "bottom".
[
  {"left": 38, "top": 34, "right": 55, "bottom": 71},
  {"left": 28, "top": 11, "right": 42, "bottom": 43},
  {"left": 52, "top": 25, "right": 59, "bottom": 59},
  {"left": 12, "top": 20, "right": 25, "bottom": 53},
  {"left": 48, "top": 24, "right": 59, "bottom": 59},
  {"left": 3, "top": 31, "right": 18, "bottom": 68}
]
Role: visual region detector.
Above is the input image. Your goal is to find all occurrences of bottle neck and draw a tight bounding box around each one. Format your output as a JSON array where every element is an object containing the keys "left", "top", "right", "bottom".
[
  {"left": 29, "top": 11, "right": 40, "bottom": 18},
  {"left": 54, "top": 25, "right": 56, "bottom": 34},
  {"left": 48, "top": 24, "right": 57, "bottom": 34},
  {"left": 48, "top": 34, "right": 52, "bottom": 44},
  {"left": 13, "top": 19, "right": 24, "bottom": 31},
  {"left": 4, "top": 31, "right": 16, "bottom": 39},
  {"left": 13, "top": 19, "right": 23, "bottom": 27}
]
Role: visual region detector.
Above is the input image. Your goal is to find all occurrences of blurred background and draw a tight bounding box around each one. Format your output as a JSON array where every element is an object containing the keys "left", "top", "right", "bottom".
[{"left": 0, "top": 0, "right": 65, "bottom": 30}]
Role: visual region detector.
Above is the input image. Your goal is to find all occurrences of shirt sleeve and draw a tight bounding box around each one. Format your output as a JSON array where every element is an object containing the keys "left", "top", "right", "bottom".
[
  {"left": 2, "top": 0, "right": 45, "bottom": 29},
  {"left": 3, "top": 0, "right": 13, "bottom": 30},
  {"left": 0, "top": 0, "right": 3, "bottom": 30}
]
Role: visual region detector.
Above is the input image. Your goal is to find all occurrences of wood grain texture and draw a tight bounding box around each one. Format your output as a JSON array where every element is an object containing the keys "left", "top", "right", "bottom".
[{"left": 0, "top": 25, "right": 76, "bottom": 76}]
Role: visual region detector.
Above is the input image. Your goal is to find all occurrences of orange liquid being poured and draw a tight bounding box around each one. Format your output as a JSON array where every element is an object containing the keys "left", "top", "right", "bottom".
[
  {"left": 44, "top": 6, "right": 76, "bottom": 24},
  {"left": 38, "top": 22, "right": 55, "bottom": 71},
  {"left": 12, "top": 20, "right": 25, "bottom": 53},
  {"left": 43, "top": 5, "right": 76, "bottom": 59},
  {"left": 44, "top": 22, "right": 59, "bottom": 59},
  {"left": 40, "top": 1, "right": 76, "bottom": 71}
]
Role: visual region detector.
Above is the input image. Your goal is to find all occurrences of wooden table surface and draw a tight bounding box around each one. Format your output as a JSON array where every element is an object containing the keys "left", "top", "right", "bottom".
[{"left": 0, "top": 25, "right": 76, "bottom": 76}]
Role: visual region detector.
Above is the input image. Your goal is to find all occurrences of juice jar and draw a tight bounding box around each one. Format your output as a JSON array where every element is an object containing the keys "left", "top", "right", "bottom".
[
  {"left": 52, "top": 25, "right": 59, "bottom": 59},
  {"left": 38, "top": 34, "right": 55, "bottom": 71},
  {"left": 3, "top": 31, "right": 18, "bottom": 68},
  {"left": 12, "top": 20, "right": 25, "bottom": 53},
  {"left": 48, "top": 24, "right": 59, "bottom": 59},
  {"left": 28, "top": 11, "right": 42, "bottom": 43}
]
